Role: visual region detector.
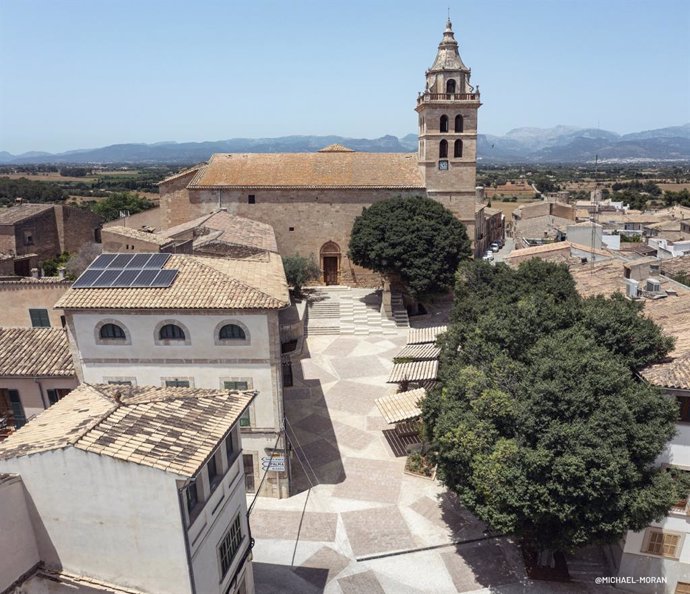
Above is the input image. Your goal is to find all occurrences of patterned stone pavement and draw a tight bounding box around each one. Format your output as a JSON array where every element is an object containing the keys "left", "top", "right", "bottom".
[{"left": 250, "top": 331, "right": 621, "bottom": 593}]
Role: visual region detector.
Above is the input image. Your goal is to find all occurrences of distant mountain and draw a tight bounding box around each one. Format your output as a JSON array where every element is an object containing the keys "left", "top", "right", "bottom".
[{"left": 2, "top": 125, "right": 689, "bottom": 165}]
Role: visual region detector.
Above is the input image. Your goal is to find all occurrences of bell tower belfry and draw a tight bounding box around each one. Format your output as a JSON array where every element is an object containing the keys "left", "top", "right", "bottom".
[{"left": 416, "top": 19, "right": 481, "bottom": 227}]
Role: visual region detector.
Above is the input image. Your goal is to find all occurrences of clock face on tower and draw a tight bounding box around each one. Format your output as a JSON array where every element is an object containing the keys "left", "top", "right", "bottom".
[{"left": 438, "top": 160, "right": 449, "bottom": 170}]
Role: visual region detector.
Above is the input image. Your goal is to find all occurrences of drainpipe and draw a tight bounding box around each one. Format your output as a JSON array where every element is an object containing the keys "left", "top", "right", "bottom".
[{"left": 34, "top": 378, "right": 48, "bottom": 409}]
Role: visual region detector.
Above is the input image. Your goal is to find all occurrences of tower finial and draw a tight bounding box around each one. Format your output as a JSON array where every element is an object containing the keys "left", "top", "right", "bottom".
[{"left": 446, "top": 8, "right": 452, "bottom": 30}]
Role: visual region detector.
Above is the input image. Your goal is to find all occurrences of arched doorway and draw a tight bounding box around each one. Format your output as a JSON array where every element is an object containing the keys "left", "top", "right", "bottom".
[{"left": 320, "top": 241, "right": 341, "bottom": 285}]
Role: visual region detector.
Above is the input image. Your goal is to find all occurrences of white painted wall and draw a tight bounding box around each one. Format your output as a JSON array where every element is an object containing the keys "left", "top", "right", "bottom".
[
  {"left": 0, "top": 474, "right": 40, "bottom": 591},
  {"left": 0, "top": 449, "right": 193, "bottom": 594},
  {"left": 0, "top": 377, "right": 79, "bottom": 421}
]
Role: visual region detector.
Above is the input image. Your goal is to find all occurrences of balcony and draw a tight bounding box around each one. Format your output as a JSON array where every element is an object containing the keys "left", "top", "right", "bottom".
[{"left": 417, "top": 92, "right": 480, "bottom": 104}]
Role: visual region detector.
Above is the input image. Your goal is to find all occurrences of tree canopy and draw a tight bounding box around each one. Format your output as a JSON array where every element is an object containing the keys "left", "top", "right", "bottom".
[
  {"left": 424, "top": 259, "right": 681, "bottom": 553},
  {"left": 348, "top": 196, "right": 471, "bottom": 296},
  {"left": 283, "top": 254, "right": 321, "bottom": 296},
  {"left": 85, "top": 192, "right": 155, "bottom": 222}
]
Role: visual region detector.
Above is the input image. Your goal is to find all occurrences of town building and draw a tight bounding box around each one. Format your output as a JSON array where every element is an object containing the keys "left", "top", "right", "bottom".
[
  {"left": 0, "top": 204, "right": 102, "bottom": 276},
  {"left": 158, "top": 20, "right": 492, "bottom": 285},
  {"left": 0, "top": 327, "right": 77, "bottom": 436},
  {"left": 55, "top": 251, "right": 290, "bottom": 497},
  {"left": 0, "top": 275, "right": 71, "bottom": 328},
  {"left": 0, "top": 384, "right": 256, "bottom": 594}
]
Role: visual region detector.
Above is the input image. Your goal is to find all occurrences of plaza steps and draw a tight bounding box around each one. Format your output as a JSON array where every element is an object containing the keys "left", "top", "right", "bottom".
[
  {"left": 305, "top": 286, "right": 408, "bottom": 337},
  {"left": 565, "top": 546, "right": 608, "bottom": 585}
]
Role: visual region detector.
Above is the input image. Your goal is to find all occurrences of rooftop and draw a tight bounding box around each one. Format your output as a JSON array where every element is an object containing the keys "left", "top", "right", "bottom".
[
  {"left": 0, "top": 327, "right": 74, "bottom": 377},
  {"left": 0, "top": 384, "right": 254, "bottom": 477},
  {"left": 394, "top": 343, "right": 441, "bottom": 361},
  {"left": 387, "top": 360, "right": 439, "bottom": 383},
  {"left": 407, "top": 325, "right": 447, "bottom": 345},
  {"left": 0, "top": 204, "right": 53, "bottom": 225},
  {"left": 640, "top": 352, "right": 690, "bottom": 391},
  {"left": 103, "top": 226, "right": 175, "bottom": 246},
  {"left": 375, "top": 388, "right": 426, "bottom": 424},
  {"left": 185, "top": 151, "right": 424, "bottom": 190},
  {"left": 55, "top": 252, "right": 289, "bottom": 311},
  {"left": 514, "top": 215, "right": 573, "bottom": 240}
]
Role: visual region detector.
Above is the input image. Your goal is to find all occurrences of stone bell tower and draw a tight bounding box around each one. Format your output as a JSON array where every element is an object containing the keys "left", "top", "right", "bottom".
[{"left": 416, "top": 18, "right": 481, "bottom": 226}]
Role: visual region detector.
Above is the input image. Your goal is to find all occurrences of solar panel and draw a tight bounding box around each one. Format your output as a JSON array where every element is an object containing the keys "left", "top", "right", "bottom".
[
  {"left": 109, "top": 254, "right": 135, "bottom": 268},
  {"left": 93, "top": 269, "right": 124, "bottom": 287},
  {"left": 132, "top": 269, "right": 159, "bottom": 286},
  {"left": 90, "top": 254, "right": 118, "bottom": 269},
  {"left": 143, "top": 253, "right": 171, "bottom": 269},
  {"left": 73, "top": 269, "right": 104, "bottom": 288},
  {"left": 151, "top": 269, "right": 178, "bottom": 287},
  {"left": 126, "top": 253, "right": 153, "bottom": 268},
  {"left": 115, "top": 268, "right": 142, "bottom": 286}
]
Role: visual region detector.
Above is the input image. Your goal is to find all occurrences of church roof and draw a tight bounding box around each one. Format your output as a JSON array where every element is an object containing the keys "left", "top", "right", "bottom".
[
  {"left": 430, "top": 19, "right": 468, "bottom": 72},
  {"left": 187, "top": 152, "right": 424, "bottom": 190}
]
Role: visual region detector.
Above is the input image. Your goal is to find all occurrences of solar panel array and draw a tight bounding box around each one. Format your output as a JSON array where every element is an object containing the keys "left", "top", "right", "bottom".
[{"left": 72, "top": 253, "right": 179, "bottom": 289}]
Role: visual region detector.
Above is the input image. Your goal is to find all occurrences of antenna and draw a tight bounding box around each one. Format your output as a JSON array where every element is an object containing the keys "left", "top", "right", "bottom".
[{"left": 591, "top": 154, "right": 599, "bottom": 272}]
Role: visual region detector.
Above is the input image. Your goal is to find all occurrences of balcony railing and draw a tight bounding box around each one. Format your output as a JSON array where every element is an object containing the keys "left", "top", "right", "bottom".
[{"left": 417, "top": 92, "right": 480, "bottom": 104}]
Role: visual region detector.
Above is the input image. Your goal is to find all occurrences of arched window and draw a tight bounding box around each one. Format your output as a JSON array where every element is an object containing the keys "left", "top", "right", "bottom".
[
  {"left": 440, "top": 115, "right": 449, "bottom": 133},
  {"left": 439, "top": 140, "right": 448, "bottom": 159},
  {"left": 219, "top": 324, "right": 246, "bottom": 340},
  {"left": 454, "top": 139, "right": 463, "bottom": 158},
  {"left": 159, "top": 324, "right": 185, "bottom": 340},
  {"left": 446, "top": 79, "right": 456, "bottom": 94},
  {"left": 455, "top": 115, "right": 464, "bottom": 133},
  {"left": 100, "top": 323, "right": 126, "bottom": 340}
]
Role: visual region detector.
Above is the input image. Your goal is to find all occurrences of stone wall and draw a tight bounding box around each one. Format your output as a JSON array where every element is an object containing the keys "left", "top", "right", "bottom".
[
  {"left": 101, "top": 229, "right": 162, "bottom": 253},
  {"left": 0, "top": 280, "right": 70, "bottom": 327},
  {"left": 55, "top": 205, "right": 103, "bottom": 255}
]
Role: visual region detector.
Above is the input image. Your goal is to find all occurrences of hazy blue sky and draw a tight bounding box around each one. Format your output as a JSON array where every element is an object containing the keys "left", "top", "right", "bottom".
[{"left": 1, "top": 0, "right": 688, "bottom": 153}]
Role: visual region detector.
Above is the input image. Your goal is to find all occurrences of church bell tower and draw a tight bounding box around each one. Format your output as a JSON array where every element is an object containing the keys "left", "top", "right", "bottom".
[{"left": 416, "top": 19, "right": 481, "bottom": 225}]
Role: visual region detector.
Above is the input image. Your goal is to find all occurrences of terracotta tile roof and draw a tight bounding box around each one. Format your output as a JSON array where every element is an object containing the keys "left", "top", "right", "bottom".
[
  {"left": 514, "top": 215, "right": 573, "bottom": 240},
  {"left": 394, "top": 343, "right": 441, "bottom": 361},
  {"left": 0, "top": 328, "right": 74, "bottom": 377},
  {"left": 407, "top": 326, "right": 447, "bottom": 345},
  {"left": 186, "top": 152, "right": 424, "bottom": 189},
  {"left": 157, "top": 165, "right": 203, "bottom": 186},
  {"left": 375, "top": 388, "right": 426, "bottom": 424},
  {"left": 0, "top": 204, "right": 53, "bottom": 225},
  {"left": 641, "top": 353, "right": 690, "bottom": 390},
  {"left": 0, "top": 384, "right": 255, "bottom": 477},
  {"left": 55, "top": 252, "right": 289, "bottom": 310},
  {"left": 103, "top": 226, "right": 174, "bottom": 246},
  {"left": 164, "top": 210, "right": 278, "bottom": 253},
  {"left": 387, "top": 360, "right": 439, "bottom": 383},
  {"left": 505, "top": 242, "right": 571, "bottom": 260}
]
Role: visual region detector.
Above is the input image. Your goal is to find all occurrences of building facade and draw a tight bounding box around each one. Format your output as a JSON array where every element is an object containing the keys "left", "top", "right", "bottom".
[
  {"left": 55, "top": 252, "right": 290, "bottom": 498},
  {"left": 158, "top": 21, "right": 486, "bottom": 285},
  {"left": 0, "top": 384, "right": 256, "bottom": 594}
]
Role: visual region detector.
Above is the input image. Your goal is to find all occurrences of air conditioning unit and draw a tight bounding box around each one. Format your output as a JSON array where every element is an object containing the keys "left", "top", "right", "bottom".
[
  {"left": 646, "top": 278, "right": 661, "bottom": 293},
  {"left": 624, "top": 278, "right": 640, "bottom": 299}
]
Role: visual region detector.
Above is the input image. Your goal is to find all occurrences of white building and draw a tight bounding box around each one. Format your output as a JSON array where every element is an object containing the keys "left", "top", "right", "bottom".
[
  {"left": 55, "top": 251, "right": 290, "bottom": 498},
  {"left": 619, "top": 353, "right": 690, "bottom": 593},
  {"left": 0, "top": 384, "right": 256, "bottom": 594}
]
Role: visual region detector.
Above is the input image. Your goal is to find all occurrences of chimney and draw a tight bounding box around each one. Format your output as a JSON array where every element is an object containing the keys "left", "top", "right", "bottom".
[
  {"left": 30, "top": 268, "right": 39, "bottom": 279},
  {"left": 113, "top": 391, "right": 123, "bottom": 405},
  {"left": 57, "top": 266, "right": 65, "bottom": 280}
]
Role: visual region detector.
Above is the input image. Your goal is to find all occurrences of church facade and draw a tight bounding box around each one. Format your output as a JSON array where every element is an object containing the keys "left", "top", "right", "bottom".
[{"left": 159, "top": 20, "right": 497, "bottom": 286}]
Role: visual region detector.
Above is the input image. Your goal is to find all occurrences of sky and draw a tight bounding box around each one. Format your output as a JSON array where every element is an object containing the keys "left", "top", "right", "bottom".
[{"left": 0, "top": 0, "right": 689, "bottom": 154}]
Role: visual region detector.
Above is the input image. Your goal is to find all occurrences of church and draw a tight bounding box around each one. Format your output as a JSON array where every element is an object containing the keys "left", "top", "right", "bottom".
[{"left": 159, "top": 20, "right": 502, "bottom": 286}]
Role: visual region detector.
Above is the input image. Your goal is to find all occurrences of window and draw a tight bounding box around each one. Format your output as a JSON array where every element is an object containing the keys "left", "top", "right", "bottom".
[
  {"left": 226, "top": 433, "right": 235, "bottom": 462},
  {"left": 47, "top": 388, "right": 70, "bottom": 405},
  {"left": 185, "top": 481, "right": 199, "bottom": 516},
  {"left": 99, "top": 323, "right": 126, "bottom": 340},
  {"left": 29, "top": 309, "right": 50, "bottom": 328},
  {"left": 454, "top": 139, "right": 463, "bottom": 158},
  {"left": 439, "top": 115, "right": 449, "bottom": 133},
  {"left": 439, "top": 139, "right": 448, "bottom": 159},
  {"left": 455, "top": 114, "right": 464, "bottom": 132},
  {"left": 243, "top": 454, "right": 255, "bottom": 492},
  {"left": 289, "top": 227, "right": 295, "bottom": 232},
  {"left": 23, "top": 230, "right": 34, "bottom": 246},
  {"left": 107, "top": 380, "right": 132, "bottom": 386},
  {"left": 207, "top": 454, "right": 220, "bottom": 490},
  {"left": 219, "top": 514, "right": 243, "bottom": 577},
  {"left": 7, "top": 390, "right": 26, "bottom": 428},
  {"left": 159, "top": 324, "right": 185, "bottom": 340},
  {"left": 248, "top": 195, "right": 256, "bottom": 204},
  {"left": 643, "top": 529, "right": 681, "bottom": 558},
  {"left": 446, "top": 79, "right": 456, "bottom": 94},
  {"left": 239, "top": 410, "right": 251, "bottom": 427},
  {"left": 676, "top": 582, "right": 690, "bottom": 594},
  {"left": 678, "top": 396, "right": 690, "bottom": 423},
  {"left": 224, "top": 381, "right": 249, "bottom": 391},
  {"left": 166, "top": 379, "right": 190, "bottom": 388},
  {"left": 219, "top": 324, "right": 246, "bottom": 340}
]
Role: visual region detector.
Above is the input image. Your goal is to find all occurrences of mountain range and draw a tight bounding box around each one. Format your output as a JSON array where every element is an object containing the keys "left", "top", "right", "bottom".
[{"left": 2, "top": 124, "right": 689, "bottom": 165}]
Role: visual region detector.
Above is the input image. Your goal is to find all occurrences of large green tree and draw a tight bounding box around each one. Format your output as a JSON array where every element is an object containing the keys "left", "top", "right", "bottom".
[
  {"left": 348, "top": 196, "right": 471, "bottom": 296},
  {"left": 425, "top": 259, "right": 682, "bottom": 555}
]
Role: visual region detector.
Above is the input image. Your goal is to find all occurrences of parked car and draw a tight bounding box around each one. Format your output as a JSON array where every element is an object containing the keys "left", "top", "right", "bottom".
[
  {"left": 490, "top": 242, "right": 500, "bottom": 252},
  {"left": 483, "top": 250, "right": 494, "bottom": 261}
]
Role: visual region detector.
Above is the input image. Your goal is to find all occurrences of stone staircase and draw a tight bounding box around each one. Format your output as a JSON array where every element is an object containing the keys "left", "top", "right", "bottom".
[
  {"left": 566, "top": 546, "right": 608, "bottom": 586},
  {"left": 306, "top": 286, "right": 408, "bottom": 336},
  {"left": 384, "top": 291, "right": 410, "bottom": 328}
]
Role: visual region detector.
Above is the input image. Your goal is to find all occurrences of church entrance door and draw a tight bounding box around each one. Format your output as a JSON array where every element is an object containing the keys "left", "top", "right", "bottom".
[{"left": 323, "top": 257, "right": 339, "bottom": 285}]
